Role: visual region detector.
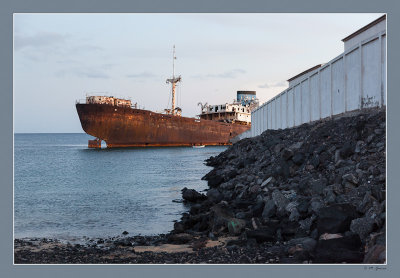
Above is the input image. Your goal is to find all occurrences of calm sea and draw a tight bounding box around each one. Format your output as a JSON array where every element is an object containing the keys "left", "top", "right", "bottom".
[{"left": 14, "top": 133, "right": 226, "bottom": 240}]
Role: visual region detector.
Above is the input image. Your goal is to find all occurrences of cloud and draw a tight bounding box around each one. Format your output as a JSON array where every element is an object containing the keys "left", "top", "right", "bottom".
[
  {"left": 102, "top": 63, "right": 115, "bottom": 69},
  {"left": 56, "top": 68, "right": 110, "bottom": 79},
  {"left": 14, "top": 32, "right": 67, "bottom": 51},
  {"left": 68, "top": 44, "right": 104, "bottom": 54},
  {"left": 258, "top": 83, "right": 270, "bottom": 89},
  {"left": 274, "top": 81, "right": 287, "bottom": 87},
  {"left": 83, "top": 71, "right": 110, "bottom": 79},
  {"left": 258, "top": 81, "right": 287, "bottom": 88},
  {"left": 126, "top": 72, "right": 157, "bottom": 79},
  {"left": 14, "top": 32, "right": 103, "bottom": 62},
  {"left": 56, "top": 59, "right": 80, "bottom": 64},
  {"left": 192, "top": 69, "right": 246, "bottom": 79}
]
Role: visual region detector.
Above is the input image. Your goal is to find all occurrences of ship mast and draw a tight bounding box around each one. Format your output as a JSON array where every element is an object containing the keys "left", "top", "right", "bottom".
[{"left": 166, "top": 45, "right": 181, "bottom": 115}]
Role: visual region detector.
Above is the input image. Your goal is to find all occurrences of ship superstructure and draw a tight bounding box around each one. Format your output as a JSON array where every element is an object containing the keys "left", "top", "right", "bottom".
[
  {"left": 85, "top": 95, "right": 133, "bottom": 107},
  {"left": 199, "top": 91, "right": 259, "bottom": 125}
]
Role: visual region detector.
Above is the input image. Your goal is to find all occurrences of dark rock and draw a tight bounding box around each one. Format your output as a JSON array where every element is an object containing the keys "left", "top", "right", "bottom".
[
  {"left": 280, "top": 160, "right": 290, "bottom": 179},
  {"left": 262, "top": 198, "right": 276, "bottom": 219},
  {"left": 363, "top": 244, "right": 386, "bottom": 263},
  {"left": 281, "top": 148, "right": 294, "bottom": 160},
  {"left": 309, "top": 198, "right": 323, "bottom": 214},
  {"left": 292, "top": 152, "right": 305, "bottom": 165},
  {"left": 342, "top": 173, "right": 359, "bottom": 185},
  {"left": 181, "top": 187, "right": 207, "bottom": 202},
  {"left": 368, "top": 166, "right": 380, "bottom": 176},
  {"left": 335, "top": 150, "right": 341, "bottom": 163},
  {"left": 331, "top": 183, "right": 344, "bottom": 195},
  {"left": 249, "top": 184, "right": 261, "bottom": 194},
  {"left": 311, "top": 229, "right": 319, "bottom": 240},
  {"left": 220, "top": 182, "right": 235, "bottom": 190},
  {"left": 260, "top": 176, "right": 275, "bottom": 188},
  {"left": 227, "top": 218, "right": 246, "bottom": 235},
  {"left": 245, "top": 175, "right": 254, "bottom": 183},
  {"left": 208, "top": 232, "right": 217, "bottom": 240},
  {"left": 298, "top": 216, "right": 315, "bottom": 232},
  {"left": 122, "top": 231, "right": 129, "bottom": 235},
  {"left": 192, "top": 215, "right": 210, "bottom": 232},
  {"left": 310, "top": 178, "right": 327, "bottom": 195},
  {"left": 190, "top": 203, "right": 203, "bottom": 215},
  {"left": 376, "top": 142, "right": 385, "bottom": 148},
  {"left": 317, "top": 203, "right": 359, "bottom": 235},
  {"left": 210, "top": 204, "right": 234, "bottom": 233},
  {"left": 350, "top": 217, "right": 376, "bottom": 241},
  {"left": 287, "top": 237, "right": 317, "bottom": 253},
  {"left": 296, "top": 197, "right": 310, "bottom": 214},
  {"left": 288, "top": 208, "right": 300, "bottom": 222},
  {"left": 251, "top": 200, "right": 265, "bottom": 217},
  {"left": 272, "top": 190, "right": 289, "bottom": 215},
  {"left": 207, "top": 174, "right": 224, "bottom": 188},
  {"left": 310, "top": 154, "right": 320, "bottom": 168},
  {"left": 168, "top": 233, "right": 194, "bottom": 244},
  {"left": 281, "top": 220, "right": 300, "bottom": 239},
  {"left": 354, "top": 140, "right": 364, "bottom": 153},
  {"left": 246, "top": 228, "right": 276, "bottom": 243},
  {"left": 315, "top": 144, "right": 326, "bottom": 154},
  {"left": 290, "top": 141, "right": 303, "bottom": 150},
  {"left": 273, "top": 160, "right": 290, "bottom": 179},
  {"left": 314, "top": 234, "right": 363, "bottom": 263},
  {"left": 113, "top": 238, "right": 132, "bottom": 247},
  {"left": 232, "top": 200, "right": 253, "bottom": 209},
  {"left": 206, "top": 188, "right": 223, "bottom": 204},
  {"left": 173, "top": 222, "right": 185, "bottom": 233},
  {"left": 226, "top": 169, "right": 238, "bottom": 179},
  {"left": 274, "top": 143, "right": 285, "bottom": 154},
  {"left": 235, "top": 211, "right": 250, "bottom": 219},
  {"left": 340, "top": 141, "right": 354, "bottom": 158},
  {"left": 343, "top": 181, "right": 356, "bottom": 193},
  {"left": 371, "top": 184, "right": 385, "bottom": 202},
  {"left": 298, "top": 178, "right": 310, "bottom": 193},
  {"left": 246, "top": 238, "right": 258, "bottom": 248},
  {"left": 244, "top": 156, "right": 256, "bottom": 165},
  {"left": 358, "top": 160, "right": 370, "bottom": 170}
]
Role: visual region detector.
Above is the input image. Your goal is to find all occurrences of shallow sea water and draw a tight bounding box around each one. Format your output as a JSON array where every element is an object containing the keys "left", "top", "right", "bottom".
[{"left": 14, "top": 133, "right": 226, "bottom": 240}]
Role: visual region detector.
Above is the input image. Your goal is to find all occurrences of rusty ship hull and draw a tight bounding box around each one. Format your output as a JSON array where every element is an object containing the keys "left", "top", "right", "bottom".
[{"left": 76, "top": 103, "right": 250, "bottom": 148}]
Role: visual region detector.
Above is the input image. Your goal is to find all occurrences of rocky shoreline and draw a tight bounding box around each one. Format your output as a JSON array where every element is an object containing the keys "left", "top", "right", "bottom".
[{"left": 14, "top": 108, "right": 386, "bottom": 264}]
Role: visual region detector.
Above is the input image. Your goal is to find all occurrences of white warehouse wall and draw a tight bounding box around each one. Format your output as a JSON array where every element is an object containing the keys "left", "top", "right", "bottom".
[
  {"left": 344, "top": 19, "right": 386, "bottom": 51},
  {"left": 288, "top": 67, "right": 321, "bottom": 88},
  {"left": 237, "top": 30, "right": 386, "bottom": 140}
]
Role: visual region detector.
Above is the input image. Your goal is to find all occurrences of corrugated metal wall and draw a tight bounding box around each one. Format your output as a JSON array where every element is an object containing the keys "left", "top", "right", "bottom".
[{"left": 238, "top": 31, "right": 386, "bottom": 140}]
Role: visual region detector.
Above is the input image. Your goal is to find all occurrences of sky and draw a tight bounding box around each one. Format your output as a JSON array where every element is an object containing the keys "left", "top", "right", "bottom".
[{"left": 13, "top": 13, "right": 384, "bottom": 133}]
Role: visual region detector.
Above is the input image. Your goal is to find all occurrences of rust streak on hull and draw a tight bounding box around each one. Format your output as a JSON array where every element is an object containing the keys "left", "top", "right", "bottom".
[{"left": 76, "top": 104, "right": 250, "bottom": 148}]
